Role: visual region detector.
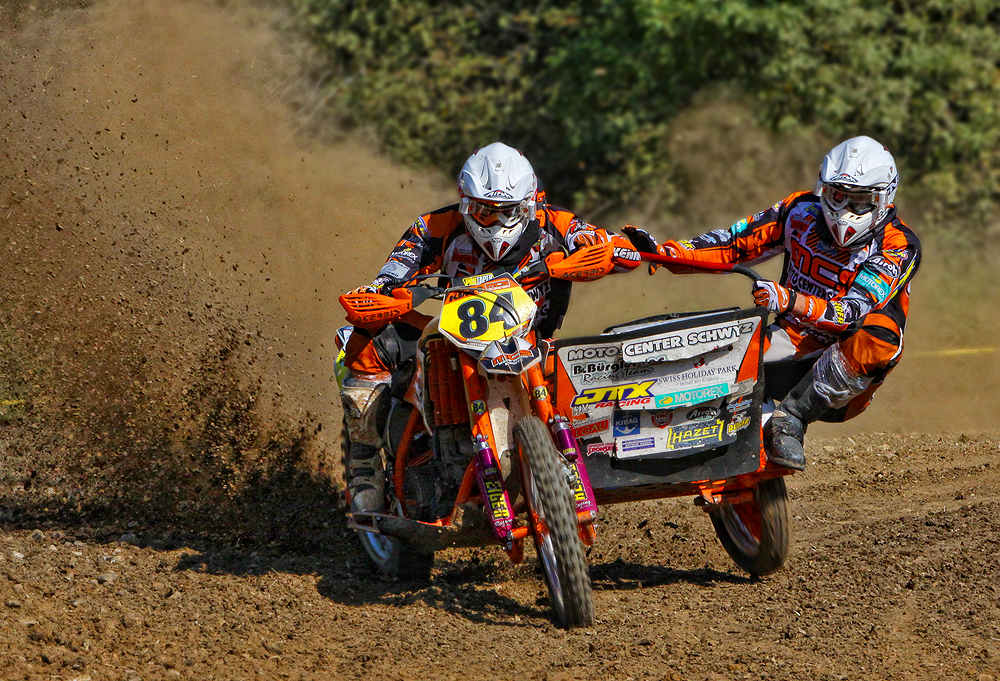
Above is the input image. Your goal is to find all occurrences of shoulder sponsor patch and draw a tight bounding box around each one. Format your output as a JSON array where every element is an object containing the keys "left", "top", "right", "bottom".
[
  {"left": 867, "top": 256, "right": 901, "bottom": 279},
  {"left": 854, "top": 269, "right": 891, "bottom": 301}
]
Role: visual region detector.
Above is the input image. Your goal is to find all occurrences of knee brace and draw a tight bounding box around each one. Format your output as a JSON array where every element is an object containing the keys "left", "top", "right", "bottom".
[
  {"left": 340, "top": 372, "right": 391, "bottom": 446},
  {"left": 812, "top": 343, "right": 873, "bottom": 410}
]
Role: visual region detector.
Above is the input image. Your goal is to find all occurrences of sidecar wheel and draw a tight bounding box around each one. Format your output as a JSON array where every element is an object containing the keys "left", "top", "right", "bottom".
[
  {"left": 709, "top": 477, "right": 790, "bottom": 577},
  {"left": 342, "top": 417, "right": 434, "bottom": 582},
  {"left": 515, "top": 416, "right": 594, "bottom": 628}
]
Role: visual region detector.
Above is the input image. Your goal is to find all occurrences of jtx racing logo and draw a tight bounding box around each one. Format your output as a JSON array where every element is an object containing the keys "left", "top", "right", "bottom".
[{"left": 571, "top": 381, "right": 655, "bottom": 407}]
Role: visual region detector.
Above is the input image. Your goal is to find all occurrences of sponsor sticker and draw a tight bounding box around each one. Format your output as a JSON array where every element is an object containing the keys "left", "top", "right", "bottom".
[
  {"left": 664, "top": 420, "right": 726, "bottom": 450},
  {"left": 621, "top": 320, "right": 755, "bottom": 363},
  {"left": 565, "top": 345, "right": 620, "bottom": 361},
  {"left": 686, "top": 406, "right": 720, "bottom": 421},
  {"left": 483, "top": 480, "right": 510, "bottom": 519},
  {"left": 462, "top": 272, "right": 497, "bottom": 286},
  {"left": 570, "top": 380, "right": 655, "bottom": 407},
  {"left": 868, "top": 256, "right": 900, "bottom": 279},
  {"left": 855, "top": 269, "right": 890, "bottom": 300},
  {"left": 567, "top": 463, "right": 588, "bottom": 502},
  {"left": 572, "top": 400, "right": 613, "bottom": 416},
  {"left": 586, "top": 443, "right": 615, "bottom": 457},
  {"left": 378, "top": 260, "right": 411, "bottom": 280},
  {"left": 727, "top": 413, "right": 751, "bottom": 435},
  {"left": 574, "top": 418, "right": 610, "bottom": 438},
  {"left": 613, "top": 411, "right": 640, "bottom": 437},
  {"left": 649, "top": 410, "right": 674, "bottom": 428},
  {"left": 654, "top": 383, "right": 730, "bottom": 408},
  {"left": 619, "top": 437, "right": 656, "bottom": 453}
]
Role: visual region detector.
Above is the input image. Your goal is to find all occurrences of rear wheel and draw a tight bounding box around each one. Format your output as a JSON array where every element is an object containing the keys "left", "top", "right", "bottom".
[
  {"left": 709, "top": 476, "right": 790, "bottom": 576},
  {"left": 342, "top": 416, "right": 434, "bottom": 581},
  {"left": 515, "top": 416, "right": 594, "bottom": 628}
]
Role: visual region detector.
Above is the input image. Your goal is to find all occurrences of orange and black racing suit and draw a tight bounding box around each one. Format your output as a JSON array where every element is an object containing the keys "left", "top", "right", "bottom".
[
  {"left": 344, "top": 196, "right": 641, "bottom": 376},
  {"left": 661, "top": 190, "right": 920, "bottom": 421}
]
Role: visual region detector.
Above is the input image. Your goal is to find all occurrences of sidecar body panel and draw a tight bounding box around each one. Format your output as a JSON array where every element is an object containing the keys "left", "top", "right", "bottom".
[{"left": 553, "top": 308, "right": 767, "bottom": 497}]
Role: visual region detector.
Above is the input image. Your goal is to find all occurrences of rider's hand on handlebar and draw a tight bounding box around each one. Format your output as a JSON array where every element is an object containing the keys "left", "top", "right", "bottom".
[
  {"left": 620, "top": 225, "right": 660, "bottom": 275},
  {"left": 348, "top": 284, "right": 380, "bottom": 296},
  {"left": 752, "top": 280, "right": 797, "bottom": 315}
]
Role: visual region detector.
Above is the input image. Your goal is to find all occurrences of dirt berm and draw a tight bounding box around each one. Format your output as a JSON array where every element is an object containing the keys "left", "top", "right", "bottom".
[{"left": 2, "top": 2, "right": 1000, "bottom": 680}]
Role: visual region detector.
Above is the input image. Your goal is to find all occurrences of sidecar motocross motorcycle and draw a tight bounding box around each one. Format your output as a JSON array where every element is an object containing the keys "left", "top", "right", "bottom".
[{"left": 336, "top": 242, "right": 794, "bottom": 628}]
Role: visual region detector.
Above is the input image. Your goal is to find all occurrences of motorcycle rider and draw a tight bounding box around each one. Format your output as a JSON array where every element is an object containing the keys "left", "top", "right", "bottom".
[
  {"left": 340, "top": 142, "right": 647, "bottom": 512},
  {"left": 654, "top": 136, "right": 920, "bottom": 470}
]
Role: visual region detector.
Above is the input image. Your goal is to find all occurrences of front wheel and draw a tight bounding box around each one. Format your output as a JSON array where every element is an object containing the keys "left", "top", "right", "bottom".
[
  {"left": 709, "top": 476, "right": 790, "bottom": 577},
  {"left": 515, "top": 416, "right": 594, "bottom": 628}
]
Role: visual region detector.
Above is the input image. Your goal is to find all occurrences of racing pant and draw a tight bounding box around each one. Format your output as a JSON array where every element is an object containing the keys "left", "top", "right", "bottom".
[{"left": 764, "top": 309, "right": 905, "bottom": 422}]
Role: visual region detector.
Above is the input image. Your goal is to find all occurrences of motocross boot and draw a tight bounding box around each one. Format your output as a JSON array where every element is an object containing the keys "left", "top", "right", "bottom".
[
  {"left": 346, "top": 442, "right": 385, "bottom": 514},
  {"left": 340, "top": 372, "right": 391, "bottom": 513},
  {"left": 766, "top": 372, "right": 829, "bottom": 471}
]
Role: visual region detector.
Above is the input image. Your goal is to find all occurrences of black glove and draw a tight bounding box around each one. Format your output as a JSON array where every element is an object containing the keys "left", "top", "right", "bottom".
[{"left": 620, "top": 225, "right": 660, "bottom": 274}]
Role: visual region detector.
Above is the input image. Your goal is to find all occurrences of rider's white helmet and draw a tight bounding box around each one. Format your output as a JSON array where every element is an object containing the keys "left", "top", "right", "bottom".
[
  {"left": 458, "top": 142, "right": 538, "bottom": 261},
  {"left": 815, "top": 135, "right": 899, "bottom": 248}
]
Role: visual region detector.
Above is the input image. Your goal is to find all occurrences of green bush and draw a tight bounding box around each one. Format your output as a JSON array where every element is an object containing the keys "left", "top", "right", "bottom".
[{"left": 293, "top": 0, "right": 1000, "bottom": 237}]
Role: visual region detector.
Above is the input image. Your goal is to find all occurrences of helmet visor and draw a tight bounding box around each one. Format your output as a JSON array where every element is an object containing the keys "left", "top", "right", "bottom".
[
  {"left": 461, "top": 199, "right": 526, "bottom": 227},
  {"left": 821, "top": 183, "right": 879, "bottom": 216}
]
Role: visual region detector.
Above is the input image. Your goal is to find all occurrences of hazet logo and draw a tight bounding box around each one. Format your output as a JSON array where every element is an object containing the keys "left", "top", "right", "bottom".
[{"left": 666, "top": 421, "right": 725, "bottom": 448}]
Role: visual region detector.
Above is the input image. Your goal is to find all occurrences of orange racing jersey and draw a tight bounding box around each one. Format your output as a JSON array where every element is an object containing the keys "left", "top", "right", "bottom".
[
  {"left": 661, "top": 191, "right": 921, "bottom": 346},
  {"left": 369, "top": 198, "right": 639, "bottom": 338}
]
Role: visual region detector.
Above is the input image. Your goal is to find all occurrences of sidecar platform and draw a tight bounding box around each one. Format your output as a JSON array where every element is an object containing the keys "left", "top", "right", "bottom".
[{"left": 552, "top": 307, "right": 769, "bottom": 503}]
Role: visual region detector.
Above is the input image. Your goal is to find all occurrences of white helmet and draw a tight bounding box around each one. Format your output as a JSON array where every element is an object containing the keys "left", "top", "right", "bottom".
[
  {"left": 457, "top": 142, "right": 538, "bottom": 261},
  {"left": 815, "top": 135, "right": 899, "bottom": 248}
]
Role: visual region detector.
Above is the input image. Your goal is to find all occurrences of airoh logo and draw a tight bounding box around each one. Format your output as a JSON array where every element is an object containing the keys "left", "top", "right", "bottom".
[{"left": 484, "top": 189, "right": 514, "bottom": 200}]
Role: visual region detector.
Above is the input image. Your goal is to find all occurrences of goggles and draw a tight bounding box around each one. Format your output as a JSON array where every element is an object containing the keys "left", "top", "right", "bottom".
[
  {"left": 460, "top": 198, "right": 527, "bottom": 227},
  {"left": 821, "top": 183, "right": 880, "bottom": 216}
]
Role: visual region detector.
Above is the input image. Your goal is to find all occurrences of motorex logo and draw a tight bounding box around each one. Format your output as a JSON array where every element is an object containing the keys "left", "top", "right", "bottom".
[{"left": 653, "top": 383, "right": 729, "bottom": 408}]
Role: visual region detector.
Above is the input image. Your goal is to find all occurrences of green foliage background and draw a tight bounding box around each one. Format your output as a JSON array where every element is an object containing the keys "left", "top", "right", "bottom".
[{"left": 292, "top": 0, "right": 1000, "bottom": 239}]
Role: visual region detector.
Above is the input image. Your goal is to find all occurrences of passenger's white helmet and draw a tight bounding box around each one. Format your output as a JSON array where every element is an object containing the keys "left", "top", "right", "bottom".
[
  {"left": 815, "top": 135, "right": 899, "bottom": 248},
  {"left": 458, "top": 142, "right": 538, "bottom": 261}
]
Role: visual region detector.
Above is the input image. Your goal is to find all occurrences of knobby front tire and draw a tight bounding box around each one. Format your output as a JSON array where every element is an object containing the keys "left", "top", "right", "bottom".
[{"left": 515, "top": 416, "right": 595, "bottom": 628}]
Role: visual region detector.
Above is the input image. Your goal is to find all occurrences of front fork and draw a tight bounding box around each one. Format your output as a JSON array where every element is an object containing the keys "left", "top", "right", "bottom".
[
  {"left": 459, "top": 355, "right": 600, "bottom": 558},
  {"left": 526, "top": 364, "right": 598, "bottom": 540}
]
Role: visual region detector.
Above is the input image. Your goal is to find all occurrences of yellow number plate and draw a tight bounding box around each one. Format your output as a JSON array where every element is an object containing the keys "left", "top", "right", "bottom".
[{"left": 439, "top": 275, "right": 535, "bottom": 349}]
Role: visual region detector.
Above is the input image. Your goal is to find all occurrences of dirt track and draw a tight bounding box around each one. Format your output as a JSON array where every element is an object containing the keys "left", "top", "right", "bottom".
[{"left": 2, "top": 2, "right": 1000, "bottom": 680}]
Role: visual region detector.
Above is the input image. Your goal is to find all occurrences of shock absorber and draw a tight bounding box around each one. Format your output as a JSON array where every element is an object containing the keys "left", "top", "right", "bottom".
[{"left": 549, "top": 415, "right": 598, "bottom": 519}]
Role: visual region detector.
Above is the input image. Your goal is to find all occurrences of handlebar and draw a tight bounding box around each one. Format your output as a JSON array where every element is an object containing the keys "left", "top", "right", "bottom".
[{"left": 639, "top": 252, "right": 763, "bottom": 281}]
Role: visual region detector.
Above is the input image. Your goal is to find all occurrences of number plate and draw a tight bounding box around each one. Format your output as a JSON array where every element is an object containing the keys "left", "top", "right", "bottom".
[{"left": 439, "top": 275, "right": 536, "bottom": 351}]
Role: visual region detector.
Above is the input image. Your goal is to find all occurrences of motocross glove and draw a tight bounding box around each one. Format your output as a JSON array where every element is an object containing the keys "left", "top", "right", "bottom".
[
  {"left": 620, "top": 225, "right": 660, "bottom": 275},
  {"left": 752, "top": 280, "right": 797, "bottom": 315},
  {"left": 348, "top": 284, "right": 381, "bottom": 296}
]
